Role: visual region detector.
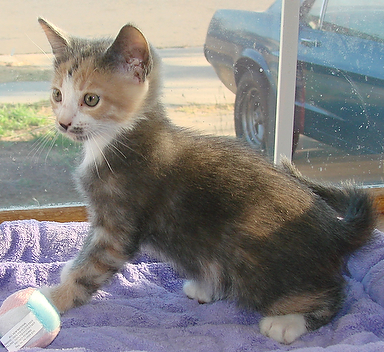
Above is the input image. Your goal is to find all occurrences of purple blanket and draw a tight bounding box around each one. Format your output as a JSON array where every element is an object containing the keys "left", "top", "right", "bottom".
[{"left": 0, "top": 220, "right": 384, "bottom": 351}]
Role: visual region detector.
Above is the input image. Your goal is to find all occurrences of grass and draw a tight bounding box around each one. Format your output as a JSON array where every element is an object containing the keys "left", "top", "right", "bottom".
[
  {"left": 0, "top": 101, "right": 53, "bottom": 140},
  {"left": 0, "top": 101, "right": 83, "bottom": 208},
  {"left": 0, "top": 101, "right": 81, "bottom": 165}
]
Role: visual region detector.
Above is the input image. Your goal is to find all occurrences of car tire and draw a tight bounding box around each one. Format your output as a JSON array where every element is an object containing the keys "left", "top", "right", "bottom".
[
  {"left": 235, "top": 70, "right": 300, "bottom": 157},
  {"left": 234, "top": 71, "right": 271, "bottom": 155}
]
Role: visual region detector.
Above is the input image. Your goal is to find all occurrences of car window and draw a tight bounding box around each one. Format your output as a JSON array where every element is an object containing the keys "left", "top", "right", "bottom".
[
  {"left": 293, "top": 0, "right": 384, "bottom": 186},
  {"left": 323, "top": 0, "right": 384, "bottom": 42},
  {"left": 304, "top": 0, "right": 324, "bottom": 29}
]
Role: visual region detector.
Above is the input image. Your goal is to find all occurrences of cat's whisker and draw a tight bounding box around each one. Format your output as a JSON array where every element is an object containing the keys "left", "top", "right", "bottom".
[
  {"left": 4, "top": 121, "right": 54, "bottom": 145},
  {"left": 29, "top": 137, "right": 47, "bottom": 161},
  {"left": 107, "top": 126, "right": 148, "bottom": 161},
  {"left": 26, "top": 33, "right": 52, "bottom": 61},
  {"left": 88, "top": 130, "right": 115, "bottom": 175},
  {"left": 95, "top": 128, "right": 128, "bottom": 162},
  {"left": 95, "top": 141, "right": 114, "bottom": 175},
  {"left": 111, "top": 138, "right": 134, "bottom": 158},
  {"left": 88, "top": 134, "right": 101, "bottom": 179},
  {"left": 43, "top": 131, "right": 60, "bottom": 163},
  {"left": 28, "top": 126, "right": 58, "bottom": 162},
  {"left": 107, "top": 143, "right": 127, "bottom": 161},
  {"left": 105, "top": 138, "right": 127, "bottom": 159}
]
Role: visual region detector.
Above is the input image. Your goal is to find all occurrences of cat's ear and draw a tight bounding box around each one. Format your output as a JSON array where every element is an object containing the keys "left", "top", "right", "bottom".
[
  {"left": 38, "top": 18, "right": 70, "bottom": 59},
  {"left": 106, "top": 24, "right": 152, "bottom": 82}
]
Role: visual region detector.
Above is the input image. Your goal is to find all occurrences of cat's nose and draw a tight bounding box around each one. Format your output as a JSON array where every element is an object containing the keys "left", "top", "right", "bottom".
[{"left": 59, "top": 122, "right": 71, "bottom": 131}]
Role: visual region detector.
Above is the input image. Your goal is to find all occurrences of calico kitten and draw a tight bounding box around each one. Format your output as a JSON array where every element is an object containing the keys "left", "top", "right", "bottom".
[{"left": 38, "top": 18, "right": 376, "bottom": 344}]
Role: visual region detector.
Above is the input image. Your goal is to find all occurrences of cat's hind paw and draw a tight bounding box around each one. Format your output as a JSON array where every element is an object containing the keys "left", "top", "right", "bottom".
[
  {"left": 259, "top": 314, "right": 307, "bottom": 344},
  {"left": 183, "top": 280, "right": 212, "bottom": 304}
]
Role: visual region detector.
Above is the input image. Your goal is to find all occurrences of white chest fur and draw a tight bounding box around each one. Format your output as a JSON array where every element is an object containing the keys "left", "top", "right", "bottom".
[{"left": 79, "top": 134, "right": 116, "bottom": 174}]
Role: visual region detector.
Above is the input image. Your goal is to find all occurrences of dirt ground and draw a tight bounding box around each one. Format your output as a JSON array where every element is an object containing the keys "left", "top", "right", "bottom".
[{"left": 0, "top": 141, "right": 81, "bottom": 208}]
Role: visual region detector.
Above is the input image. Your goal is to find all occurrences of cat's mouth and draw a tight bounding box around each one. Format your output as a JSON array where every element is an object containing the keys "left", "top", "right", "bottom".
[
  {"left": 58, "top": 124, "right": 90, "bottom": 142},
  {"left": 58, "top": 126, "right": 90, "bottom": 142},
  {"left": 72, "top": 134, "right": 89, "bottom": 142},
  {"left": 66, "top": 132, "right": 90, "bottom": 142}
]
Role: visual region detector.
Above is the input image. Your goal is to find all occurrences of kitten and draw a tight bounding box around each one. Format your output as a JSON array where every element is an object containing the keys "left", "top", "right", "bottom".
[{"left": 38, "top": 18, "right": 376, "bottom": 344}]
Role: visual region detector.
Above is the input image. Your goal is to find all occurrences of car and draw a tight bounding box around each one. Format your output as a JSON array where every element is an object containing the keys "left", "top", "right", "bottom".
[{"left": 204, "top": 0, "right": 384, "bottom": 157}]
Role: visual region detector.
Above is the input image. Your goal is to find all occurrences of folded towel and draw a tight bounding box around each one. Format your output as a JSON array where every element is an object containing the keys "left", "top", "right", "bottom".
[{"left": 0, "top": 220, "right": 383, "bottom": 351}]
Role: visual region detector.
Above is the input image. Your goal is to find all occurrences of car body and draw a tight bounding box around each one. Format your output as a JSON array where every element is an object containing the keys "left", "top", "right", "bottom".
[{"left": 204, "top": 0, "right": 384, "bottom": 156}]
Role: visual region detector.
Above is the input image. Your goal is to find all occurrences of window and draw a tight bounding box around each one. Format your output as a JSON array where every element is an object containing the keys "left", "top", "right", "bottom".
[
  {"left": 0, "top": 1, "right": 257, "bottom": 212},
  {"left": 324, "top": 0, "right": 384, "bottom": 41},
  {"left": 1, "top": 0, "right": 384, "bottom": 219},
  {"left": 292, "top": 0, "right": 384, "bottom": 185}
]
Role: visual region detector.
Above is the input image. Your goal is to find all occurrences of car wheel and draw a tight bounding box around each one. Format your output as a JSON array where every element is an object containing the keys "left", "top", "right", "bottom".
[{"left": 234, "top": 71, "right": 270, "bottom": 154}]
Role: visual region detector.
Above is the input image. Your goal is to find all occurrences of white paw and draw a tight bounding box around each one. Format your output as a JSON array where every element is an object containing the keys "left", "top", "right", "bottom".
[
  {"left": 183, "top": 280, "right": 212, "bottom": 304},
  {"left": 38, "top": 286, "right": 55, "bottom": 306},
  {"left": 259, "top": 314, "right": 307, "bottom": 344}
]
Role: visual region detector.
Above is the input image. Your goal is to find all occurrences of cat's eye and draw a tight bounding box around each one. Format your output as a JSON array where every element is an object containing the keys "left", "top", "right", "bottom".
[
  {"left": 52, "top": 88, "right": 62, "bottom": 102},
  {"left": 84, "top": 93, "right": 100, "bottom": 107}
]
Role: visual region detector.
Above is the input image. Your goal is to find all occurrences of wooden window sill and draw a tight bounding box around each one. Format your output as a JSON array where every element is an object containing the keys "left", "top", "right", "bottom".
[
  {"left": 0, "top": 204, "right": 87, "bottom": 223},
  {"left": 0, "top": 189, "right": 383, "bottom": 230}
]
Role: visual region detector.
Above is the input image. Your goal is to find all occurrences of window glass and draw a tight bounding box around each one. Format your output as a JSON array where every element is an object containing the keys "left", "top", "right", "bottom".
[
  {"left": 1, "top": 0, "right": 383, "bottom": 210},
  {"left": 0, "top": 0, "right": 261, "bottom": 209},
  {"left": 305, "top": 0, "right": 323, "bottom": 29},
  {"left": 293, "top": 0, "right": 384, "bottom": 186},
  {"left": 324, "top": 0, "right": 384, "bottom": 41}
]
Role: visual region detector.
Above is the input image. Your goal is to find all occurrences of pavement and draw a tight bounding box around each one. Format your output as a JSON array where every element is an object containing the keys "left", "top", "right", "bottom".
[
  {"left": 0, "top": 47, "right": 234, "bottom": 106},
  {"left": 0, "top": 81, "right": 50, "bottom": 104}
]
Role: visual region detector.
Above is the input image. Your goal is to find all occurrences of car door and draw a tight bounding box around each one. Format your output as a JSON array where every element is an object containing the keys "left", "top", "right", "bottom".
[{"left": 297, "top": 0, "right": 384, "bottom": 154}]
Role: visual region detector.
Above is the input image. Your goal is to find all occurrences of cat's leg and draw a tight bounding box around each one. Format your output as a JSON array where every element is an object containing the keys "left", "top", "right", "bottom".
[
  {"left": 259, "top": 287, "right": 343, "bottom": 344},
  {"left": 182, "top": 261, "right": 225, "bottom": 304},
  {"left": 259, "top": 314, "right": 307, "bottom": 344},
  {"left": 183, "top": 280, "right": 213, "bottom": 304},
  {"left": 42, "top": 226, "right": 129, "bottom": 313}
]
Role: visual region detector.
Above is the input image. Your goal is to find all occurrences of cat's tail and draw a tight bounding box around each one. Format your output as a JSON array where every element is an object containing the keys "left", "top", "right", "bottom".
[
  {"left": 337, "top": 189, "right": 376, "bottom": 254},
  {"left": 281, "top": 158, "right": 377, "bottom": 253}
]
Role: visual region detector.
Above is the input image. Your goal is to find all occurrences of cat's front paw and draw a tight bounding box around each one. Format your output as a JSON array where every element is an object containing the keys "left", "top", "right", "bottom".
[
  {"left": 183, "top": 280, "right": 212, "bottom": 304},
  {"left": 259, "top": 314, "right": 307, "bottom": 344},
  {"left": 39, "top": 280, "right": 82, "bottom": 314},
  {"left": 60, "top": 259, "right": 75, "bottom": 281},
  {"left": 39, "top": 286, "right": 59, "bottom": 311},
  {"left": 38, "top": 260, "right": 76, "bottom": 313}
]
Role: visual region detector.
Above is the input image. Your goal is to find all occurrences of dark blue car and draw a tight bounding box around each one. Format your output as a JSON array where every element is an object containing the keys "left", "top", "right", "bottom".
[{"left": 204, "top": 0, "right": 384, "bottom": 155}]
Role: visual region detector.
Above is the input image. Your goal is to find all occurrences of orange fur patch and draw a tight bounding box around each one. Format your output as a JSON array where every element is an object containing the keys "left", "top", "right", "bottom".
[
  {"left": 267, "top": 291, "right": 332, "bottom": 316},
  {"left": 52, "top": 57, "right": 149, "bottom": 126}
]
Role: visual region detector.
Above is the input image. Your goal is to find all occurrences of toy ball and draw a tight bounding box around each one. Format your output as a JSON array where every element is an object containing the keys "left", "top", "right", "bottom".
[{"left": 0, "top": 288, "right": 60, "bottom": 351}]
